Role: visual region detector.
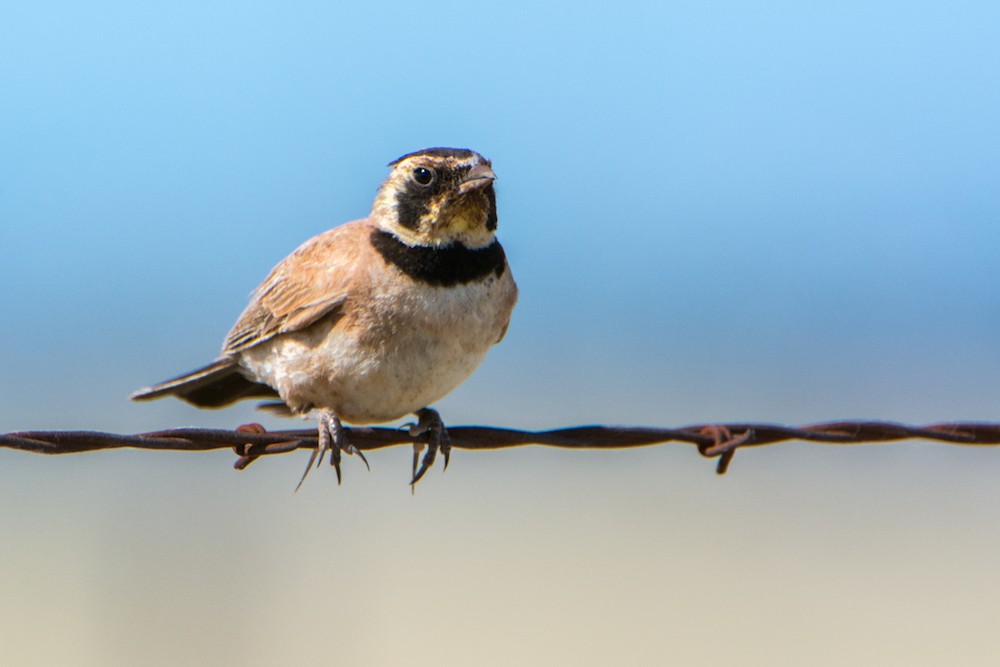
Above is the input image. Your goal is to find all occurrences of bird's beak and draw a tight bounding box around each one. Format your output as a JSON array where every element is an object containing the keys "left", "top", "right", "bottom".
[{"left": 458, "top": 165, "right": 496, "bottom": 194}]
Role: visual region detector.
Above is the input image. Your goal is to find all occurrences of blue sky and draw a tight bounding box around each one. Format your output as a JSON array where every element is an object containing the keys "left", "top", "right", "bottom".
[{"left": 2, "top": 1, "right": 999, "bottom": 664}]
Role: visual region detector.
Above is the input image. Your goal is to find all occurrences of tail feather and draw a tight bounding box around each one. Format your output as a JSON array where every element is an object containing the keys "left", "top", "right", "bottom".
[{"left": 131, "top": 358, "right": 279, "bottom": 409}]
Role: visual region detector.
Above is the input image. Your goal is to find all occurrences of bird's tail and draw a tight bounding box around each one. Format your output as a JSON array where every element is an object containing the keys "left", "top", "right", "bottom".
[{"left": 130, "top": 358, "right": 279, "bottom": 408}]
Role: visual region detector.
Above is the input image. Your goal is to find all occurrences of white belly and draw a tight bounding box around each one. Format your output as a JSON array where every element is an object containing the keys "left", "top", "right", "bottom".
[{"left": 236, "top": 272, "right": 515, "bottom": 424}]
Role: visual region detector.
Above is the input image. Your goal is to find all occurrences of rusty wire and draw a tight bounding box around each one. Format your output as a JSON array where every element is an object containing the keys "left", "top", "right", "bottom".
[{"left": 3, "top": 420, "right": 1000, "bottom": 475}]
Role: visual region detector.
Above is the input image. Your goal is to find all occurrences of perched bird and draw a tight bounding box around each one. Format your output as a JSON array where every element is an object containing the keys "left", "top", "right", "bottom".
[{"left": 132, "top": 147, "right": 517, "bottom": 487}]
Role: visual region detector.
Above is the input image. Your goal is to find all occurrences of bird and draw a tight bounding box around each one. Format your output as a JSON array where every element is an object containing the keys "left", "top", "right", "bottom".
[{"left": 131, "top": 147, "right": 517, "bottom": 488}]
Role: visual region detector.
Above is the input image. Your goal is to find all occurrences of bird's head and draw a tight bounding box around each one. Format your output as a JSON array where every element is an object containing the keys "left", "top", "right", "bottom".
[{"left": 371, "top": 148, "right": 498, "bottom": 249}]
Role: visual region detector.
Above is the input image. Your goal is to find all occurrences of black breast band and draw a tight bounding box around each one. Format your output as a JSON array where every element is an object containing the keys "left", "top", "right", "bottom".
[{"left": 370, "top": 229, "right": 507, "bottom": 287}]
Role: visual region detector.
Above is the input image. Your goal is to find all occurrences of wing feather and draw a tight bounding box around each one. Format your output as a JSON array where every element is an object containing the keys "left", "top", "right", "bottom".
[{"left": 223, "top": 221, "right": 372, "bottom": 354}]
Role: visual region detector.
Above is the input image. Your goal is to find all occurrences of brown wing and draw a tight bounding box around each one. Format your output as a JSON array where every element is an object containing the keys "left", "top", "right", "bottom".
[{"left": 223, "top": 220, "right": 373, "bottom": 354}]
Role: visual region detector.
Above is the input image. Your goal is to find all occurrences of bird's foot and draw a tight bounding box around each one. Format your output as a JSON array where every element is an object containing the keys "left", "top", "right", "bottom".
[
  {"left": 295, "top": 411, "right": 368, "bottom": 491},
  {"left": 407, "top": 407, "right": 451, "bottom": 486}
]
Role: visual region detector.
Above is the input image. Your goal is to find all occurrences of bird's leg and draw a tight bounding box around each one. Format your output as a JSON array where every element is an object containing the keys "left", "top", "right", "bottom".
[
  {"left": 408, "top": 407, "right": 451, "bottom": 486},
  {"left": 295, "top": 410, "right": 367, "bottom": 490}
]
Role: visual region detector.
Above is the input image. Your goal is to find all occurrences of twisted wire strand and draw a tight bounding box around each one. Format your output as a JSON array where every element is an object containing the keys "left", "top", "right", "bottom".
[{"left": 3, "top": 421, "right": 999, "bottom": 475}]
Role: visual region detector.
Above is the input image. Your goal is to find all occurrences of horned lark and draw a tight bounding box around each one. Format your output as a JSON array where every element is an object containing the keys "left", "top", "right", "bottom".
[{"left": 132, "top": 147, "right": 517, "bottom": 486}]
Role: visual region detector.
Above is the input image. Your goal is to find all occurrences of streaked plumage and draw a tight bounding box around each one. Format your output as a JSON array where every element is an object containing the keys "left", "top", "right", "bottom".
[{"left": 132, "top": 148, "right": 517, "bottom": 486}]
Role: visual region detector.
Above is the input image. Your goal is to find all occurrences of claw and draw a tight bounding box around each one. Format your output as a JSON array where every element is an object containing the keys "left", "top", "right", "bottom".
[
  {"left": 440, "top": 427, "right": 451, "bottom": 471},
  {"left": 339, "top": 427, "right": 370, "bottom": 471},
  {"left": 330, "top": 442, "right": 342, "bottom": 485},
  {"left": 354, "top": 447, "right": 371, "bottom": 472},
  {"left": 411, "top": 445, "right": 420, "bottom": 494},
  {"left": 408, "top": 408, "right": 450, "bottom": 486},
  {"left": 295, "top": 449, "right": 321, "bottom": 492},
  {"left": 412, "top": 442, "right": 437, "bottom": 486}
]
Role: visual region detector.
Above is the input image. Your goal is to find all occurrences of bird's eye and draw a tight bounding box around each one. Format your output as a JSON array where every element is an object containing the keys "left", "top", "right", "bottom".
[{"left": 412, "top": 167, "right": 435, "bottom": 186}]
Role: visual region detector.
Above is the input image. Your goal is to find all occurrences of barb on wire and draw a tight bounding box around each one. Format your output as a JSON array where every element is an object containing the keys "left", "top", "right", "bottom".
[{"left": 3, "top": 420, "right": 1000, "bottom": 477}]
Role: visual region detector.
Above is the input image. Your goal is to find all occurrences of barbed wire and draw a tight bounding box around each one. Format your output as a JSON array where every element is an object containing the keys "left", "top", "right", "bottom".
[{"left": 3, "top": 420, "right": 999, "bottom": 476}]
